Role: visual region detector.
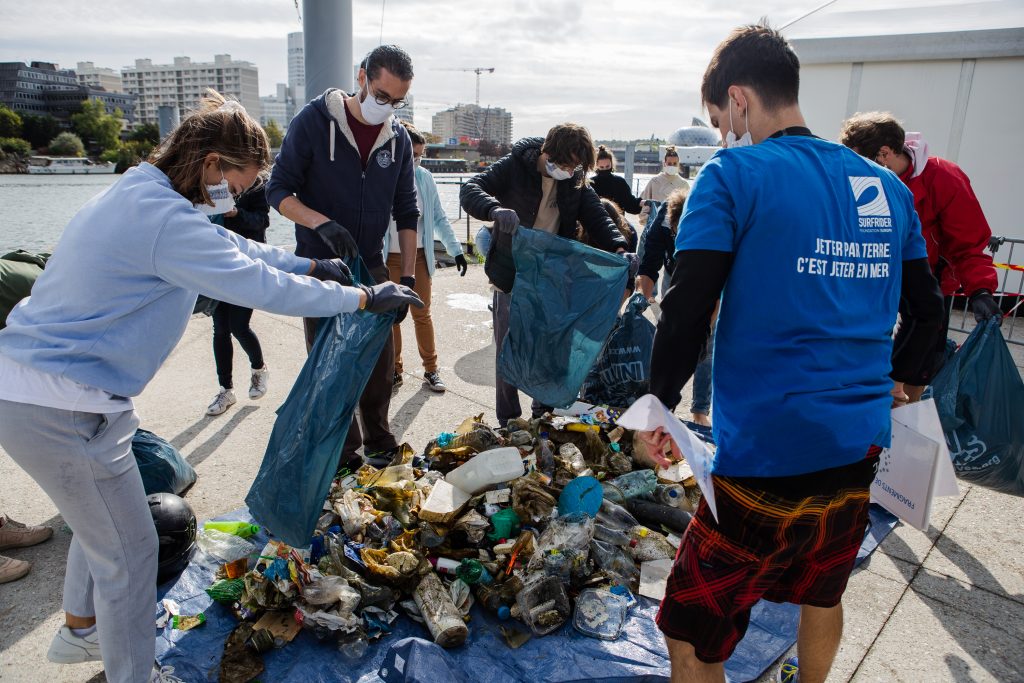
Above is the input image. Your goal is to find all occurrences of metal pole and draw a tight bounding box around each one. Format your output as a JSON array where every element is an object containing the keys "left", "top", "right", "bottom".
[
  {"left": 624, "top": 141, "right": 636, "bottom": 188},
  {"left": 303, "top": 0, "right": 354, "bottom": 98}
]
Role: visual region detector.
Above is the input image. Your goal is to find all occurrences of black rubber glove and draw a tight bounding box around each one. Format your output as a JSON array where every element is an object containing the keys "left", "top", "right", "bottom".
[
  {"left": 490, "top": 207, "right": 519, "bottom": 235},
  {"left": 393, "top": 276, "right": 416, "bottom": 323},
  {"left": 314, "top": 220, "right": 359, "bottom": 261},
  {"left": 309, "top": 258, "right": 353, "bottom": 286},
  {"left": 454, "top": 254, "right": 468, "bottom": 276},
  {"left": 360, "top": 282, "right": 424, "bottom": 315},
  {"left": 621, "top": 252, "right": 640, "bottom": 281},
  {"left": 969, "top": 289, "right": 1002, "bottom": 325}
]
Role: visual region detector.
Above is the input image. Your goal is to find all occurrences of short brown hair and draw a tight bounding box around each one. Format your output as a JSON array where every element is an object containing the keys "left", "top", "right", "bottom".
[
  {"left": 596, "top": 144, "right": 616, "bottom": 170},
  {"left": 400, "top": 119, "right": 426, "bottom": 145},
  {"left": 541, "top": 123, "right": 597, "bottom": 187},
  {"left": 666, "top": 186, "right": 690, "bottom": 236},
  {"left": 839, "top": 112, "right": 906, "bottom": 160},
  {"left": 701, "top": 23, "right": 800, "bottom": 111},
  {"left": 149, "top": 89, "right": 270, "bottom": 205}
]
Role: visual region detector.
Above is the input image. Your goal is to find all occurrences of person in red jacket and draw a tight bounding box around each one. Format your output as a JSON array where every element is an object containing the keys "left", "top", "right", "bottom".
[{"left": 841, "top": 112, "right": 1001, "bottom": 401}]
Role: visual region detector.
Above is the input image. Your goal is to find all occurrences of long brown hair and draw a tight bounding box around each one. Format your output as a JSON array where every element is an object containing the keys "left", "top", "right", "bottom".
[
  {"left": 149, "top": 89, "right": 271, "bottom": 205},
  {"left": 596, "top": 144, "right": 616, "bottom": 171}
]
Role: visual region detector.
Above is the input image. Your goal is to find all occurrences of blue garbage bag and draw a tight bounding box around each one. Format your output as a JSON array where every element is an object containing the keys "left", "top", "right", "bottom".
[
  {"left": 931, "top": 318, "right": 1024, "bottom": 496},
  {"left": 245, "top": 260, "right": 396, "bottom": 546},
  {"left": 580, "top": 292, "right": 656, "bottom": 408},
  {"left": 498, "top": 228, "right": 629, "bottom": 408},
  {"left": 132, "top": 429, "right": 196, "bottom": 495}
]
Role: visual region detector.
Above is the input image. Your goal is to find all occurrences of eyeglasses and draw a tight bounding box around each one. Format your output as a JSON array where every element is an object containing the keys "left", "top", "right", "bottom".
[{"left": 371, "top": 88, "right": 409, "bottom": 109}]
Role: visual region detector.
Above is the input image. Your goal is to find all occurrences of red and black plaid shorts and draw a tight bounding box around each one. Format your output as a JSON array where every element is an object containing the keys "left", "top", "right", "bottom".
[{"left": 656, "top": 449, "right": 880, "bottom": 663}]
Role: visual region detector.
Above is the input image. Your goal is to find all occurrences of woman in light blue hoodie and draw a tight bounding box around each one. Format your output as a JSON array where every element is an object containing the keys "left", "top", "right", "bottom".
[{"left": 0, "top": 92, "right": 420, "bottom": 683}]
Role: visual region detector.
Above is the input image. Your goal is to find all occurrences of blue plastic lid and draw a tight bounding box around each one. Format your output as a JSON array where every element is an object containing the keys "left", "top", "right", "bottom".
[
  {"left": 497, "top": 605, "right": 511, "bottom": 620},
  {"left": 558, "top": 476, "right": 603, "bottom": 518}
]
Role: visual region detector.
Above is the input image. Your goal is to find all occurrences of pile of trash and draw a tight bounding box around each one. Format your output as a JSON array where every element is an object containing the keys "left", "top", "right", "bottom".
[{"left": 185, "top": 404, "right": 707, "bottom": 679}]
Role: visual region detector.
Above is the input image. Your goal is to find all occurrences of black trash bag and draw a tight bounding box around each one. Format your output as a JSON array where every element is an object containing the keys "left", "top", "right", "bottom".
[
  {"left": 246, "top": 259, "right": 396, "bottom": 546},
  {"left": 930, "top": 318, "right": 1024, "bottom": 496},
  {"left": 133, "top": 429, "right": 196, "bottom": 495},
  {"left": 580, "top": 292, "right": 656, "bottom": 408}
]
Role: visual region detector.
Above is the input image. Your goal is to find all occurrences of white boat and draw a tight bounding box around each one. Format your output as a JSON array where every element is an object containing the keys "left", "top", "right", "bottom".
[{"left": 27, "top": 156, "right": 116, "bottom": 175}]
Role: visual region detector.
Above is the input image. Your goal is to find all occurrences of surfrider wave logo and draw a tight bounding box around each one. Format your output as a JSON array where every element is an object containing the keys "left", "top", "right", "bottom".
[
  {"left": 850, "top": 176, "right": 892, "bottom": 230},
  {"left": 377, "top": 149, "right": 393, "bottom": 169}
]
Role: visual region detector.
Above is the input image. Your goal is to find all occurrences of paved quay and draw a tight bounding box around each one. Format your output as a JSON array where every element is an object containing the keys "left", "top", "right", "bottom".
[{"left": 1, "top": 262, "right": 1022, "bottom": 682}]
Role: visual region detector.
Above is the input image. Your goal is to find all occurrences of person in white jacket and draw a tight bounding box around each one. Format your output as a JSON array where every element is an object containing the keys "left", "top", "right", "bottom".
[
  {"left": 384, "top": 122, "right": 468, "bottom": 393},
  {"left": 0, "top": 91, "right": 420, "bottom": 683},
  {"left": 638, "top": 145, "right": 690, "bottom": 229}
]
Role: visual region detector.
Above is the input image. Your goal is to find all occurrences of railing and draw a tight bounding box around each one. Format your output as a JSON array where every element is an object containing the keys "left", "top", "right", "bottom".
[
  {"left": 433, "top": 175, "right": 477, "bottom": 253},
  {"left": 947, "top": 236, "right": 1024, "bottom": 347}
]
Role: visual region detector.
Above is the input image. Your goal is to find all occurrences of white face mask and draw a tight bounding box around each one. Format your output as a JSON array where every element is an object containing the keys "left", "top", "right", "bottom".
[
  {"left": 725, "top": 99, "right": 753, "bottom": 148},
  {"left": 195, "top": 172, "right": 235, "bottom": 216},
  {"left": 545, "top": 159, "right": 573, "bottom": 181},
  {"left": 359, "top": 85, "right": 395, "bottom": 125},
  {"left": 413, "top": 157, "right": 422, "bottom": 168},
  {"left": 664, "top": 165, "right": 679, "bottom": 176}
]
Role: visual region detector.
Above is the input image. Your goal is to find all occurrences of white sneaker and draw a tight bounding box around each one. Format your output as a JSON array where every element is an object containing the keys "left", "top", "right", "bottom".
[
  {"left": 205, "top": 387, "right": 236, "bottom": 416},
  {"left": 151, "top": 665, "right": 184, "bottom": 682},
  {"left": 248, "top": 366, "right": 269, "bottom": 400},
  {"left": 47, "top": 625, "right": 101, "bottom": 664}
]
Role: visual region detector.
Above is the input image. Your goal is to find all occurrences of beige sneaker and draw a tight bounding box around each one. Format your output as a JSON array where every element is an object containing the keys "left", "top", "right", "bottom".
[
  {"left": 0, "top": 555, "right": 31, "bottom": 584},
  {"left": 0, "top": 515, "right": 53, "bottom": 550}
]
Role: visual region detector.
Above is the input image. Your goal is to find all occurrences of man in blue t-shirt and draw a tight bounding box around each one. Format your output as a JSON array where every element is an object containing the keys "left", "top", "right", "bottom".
[{"left": 638, "top": 24, "right": 944, "bottom": 683}]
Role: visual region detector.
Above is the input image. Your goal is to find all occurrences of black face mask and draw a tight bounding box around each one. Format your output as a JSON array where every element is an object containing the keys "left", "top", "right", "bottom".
[{"left": 596, "top": 168, "right": 612, "bottom": 173}]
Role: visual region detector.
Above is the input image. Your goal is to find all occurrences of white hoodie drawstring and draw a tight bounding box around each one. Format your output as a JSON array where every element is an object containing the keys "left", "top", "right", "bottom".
[{"left": 329, "top": 121, "right": 336, "bottom": 162}]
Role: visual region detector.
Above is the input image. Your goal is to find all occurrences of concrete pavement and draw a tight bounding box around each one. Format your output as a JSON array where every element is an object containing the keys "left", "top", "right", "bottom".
[{"left": 1, "top": 262, "right": 1022, "bottom": 682}]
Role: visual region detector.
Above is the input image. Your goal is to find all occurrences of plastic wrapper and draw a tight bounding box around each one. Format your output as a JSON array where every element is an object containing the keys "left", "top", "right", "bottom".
[
  {"left": 453, "top": 510, "right": 490, "bottom": 544},
  {"left": 296, "top": 604, "right": 361, "bottom": 635},
  {"left": 512, "top": 476, "right": 557, "bottom": 523},
  {"left": 497, "top": 229, "right": 629, "bottom": 408},
  {"left": 195, "top": 528, "right": 255, "bottom": 563},
  {"left": 554, "top": 443, "right": 592, "bottom": 485},
  {"left": 449, "top": 578, "right": 474, "bottom": 616},
  {"left": 627, "top": 526, "right": 676, "bottom": 562},
  {"left": 301, "top": 572, "right": 360, "bottom": 609},
  {"left": 361, "top": 548, "right": 423, "bottom": 583},
  {"left": 528, "top": 512, "right": 594, "bottom": 572},
  {"left": 245, "top": 259, "right": 396, "bottom": 547},
  {"left": 334, "top": 489, "right": 380, "bottom": 537}
]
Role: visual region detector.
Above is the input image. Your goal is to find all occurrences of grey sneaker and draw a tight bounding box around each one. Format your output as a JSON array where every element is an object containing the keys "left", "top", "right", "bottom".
[
  {"left": 47, "top": 625, "right": 102, "bottom": 664},
  {"left": 248, "top": 366, "right": 269, "bottom": 400},
  {"left": 0, "top": 555, "right": 30, "bottom": 584},
  {"left": 424, "top": 371, "right": 447, "bottom": 393},
  {"left": 205, "top": 387, "right": 236, "bottom": 416},
  {"left": 0, "top": 515, "right": 53, "bottom": 550}
]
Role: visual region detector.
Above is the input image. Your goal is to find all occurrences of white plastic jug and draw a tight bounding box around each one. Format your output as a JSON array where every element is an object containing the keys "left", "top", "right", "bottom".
[{"left": 445, "top": 447, "right": 525, "bottom": 495}]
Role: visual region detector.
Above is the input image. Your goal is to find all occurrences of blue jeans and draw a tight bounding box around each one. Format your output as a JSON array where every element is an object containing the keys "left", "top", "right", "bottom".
[{"left": 691, "top": 324, "right": 715, "bottom": 415}]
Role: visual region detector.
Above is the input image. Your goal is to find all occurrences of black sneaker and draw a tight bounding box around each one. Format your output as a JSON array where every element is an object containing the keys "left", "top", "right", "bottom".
[
  {"left": 364, "top": 447, "right": 399, "bottom": 469},
  {"left": 423, "top": 371, "right": 447, "bottom": 393},
  {"left": 392, "top": 372, "right": 403, "bottom": 393}
]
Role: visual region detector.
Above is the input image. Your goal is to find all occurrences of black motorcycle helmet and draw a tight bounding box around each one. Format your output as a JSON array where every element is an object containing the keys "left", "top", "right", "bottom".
[{"left": 147, "top": 493, "right": 197, "bottom": 584}]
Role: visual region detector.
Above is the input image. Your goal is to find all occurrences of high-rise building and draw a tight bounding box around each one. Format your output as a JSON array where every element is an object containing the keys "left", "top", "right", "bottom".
[
  {"left": 122, "top": 54, "right": 259, "bottom": 125},
  {"left": 259, "top": 83, "right": 293, "bottom": 131},
  {"left": 75, "top": 62, "right": 123, "bottom": 93},
  {"left": 0, "top": 61, "right": 135, "bottom": 127},
  {"left": 431, "top": 103, "right": 512, "bottom": 144},
  {"left": 394, "top": 95, "right": 414, "bottom": 125},
  {"left": 287, "top": 32, "right": 305, "bottom": 104}
]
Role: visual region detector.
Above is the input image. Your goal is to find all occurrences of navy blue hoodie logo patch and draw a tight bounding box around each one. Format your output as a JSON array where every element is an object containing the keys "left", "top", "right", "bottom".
[{"left": 377, "top": 149, "right": 393, "bottom": 169}]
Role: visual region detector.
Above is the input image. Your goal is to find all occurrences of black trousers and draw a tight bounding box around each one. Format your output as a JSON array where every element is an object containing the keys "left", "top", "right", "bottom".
[{"left": 212, "top": 302, "right": 264, "bottom": 390}]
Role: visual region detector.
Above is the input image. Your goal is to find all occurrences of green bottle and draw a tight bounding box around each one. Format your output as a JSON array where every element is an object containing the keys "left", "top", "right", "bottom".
[
  {"left": 204, "top": 521, "right": 260, "bottom": 538},
  {"left": 455, "top": 558, "right": 494, "bottom": 585}
]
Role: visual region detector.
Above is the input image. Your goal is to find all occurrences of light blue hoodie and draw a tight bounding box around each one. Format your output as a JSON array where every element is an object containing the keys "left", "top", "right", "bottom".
[
  {"left": 381, "top": 166, "right": 464, "bottom": 277},
  {"left": 0, "top": 162, "right": 361, "bottom": 397}
]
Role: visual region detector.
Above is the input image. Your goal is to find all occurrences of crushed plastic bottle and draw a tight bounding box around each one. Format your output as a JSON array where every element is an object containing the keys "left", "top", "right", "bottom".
[
  {"left": 590, "top": 539, "right": 640, "bottom": 587},
  {"left": 455, "top": 558, "right": 494, "bottom": 585},
  {"left": 595, "top": 499, "right": 641, "bottom": 532},
  {"left": 593, "top": 523, "right": 632, "bottom": 547},
  {"left": 600, "top": 470, "right": 657, "bottom": 503}
]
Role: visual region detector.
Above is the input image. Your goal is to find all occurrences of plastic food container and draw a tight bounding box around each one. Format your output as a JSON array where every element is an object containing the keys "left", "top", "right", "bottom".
[{"left": 573, "top": 588, "right": 629, "bottom": 640}]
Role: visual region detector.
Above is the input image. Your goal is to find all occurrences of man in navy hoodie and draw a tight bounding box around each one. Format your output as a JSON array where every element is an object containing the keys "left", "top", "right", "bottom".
[{"left": 267, "top": 44, "right": 419, "bottom": 467}]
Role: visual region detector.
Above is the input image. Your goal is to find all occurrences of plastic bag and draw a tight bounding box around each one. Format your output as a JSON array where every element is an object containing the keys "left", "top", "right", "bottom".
[
  {"left": 132, "top": 429, "right": 196, "bottom": 495},
  {"left": 930, "top": 318, "right": 1024, "bottom": 495},
  {"left": 195, "top": 528, "right": 255, "bottom": 563},
  {"left": 246, "top": 259, "right": 396, "bottom": 546},
  {"left": 580, "top": 293, "right": 656, "bottom": 408},
  {"left": 498, "top": 229, "right": 629, "bottom": 408}
]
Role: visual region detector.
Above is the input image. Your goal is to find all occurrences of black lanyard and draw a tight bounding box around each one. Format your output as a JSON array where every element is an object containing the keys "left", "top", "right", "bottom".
[{"left": 769, "top": 126, "right": 818, "bottom": 139}]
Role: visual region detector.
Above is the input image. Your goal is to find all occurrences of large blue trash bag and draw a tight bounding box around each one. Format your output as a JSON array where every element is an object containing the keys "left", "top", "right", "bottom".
[
  {"left": 245, "top": 260, "right": 396, "bottom": 546},
  {"left": 580, "top": 292, "right": 656, "bottom": 408},
  {"left": 498, "top": 228, "right": 629, "bottom": 408},
  {"left": 132, "top": 429, "right": 196, "bottom": 495},
  {"left": 930, "top": 317, "right": 1024, "bottom": 496}
]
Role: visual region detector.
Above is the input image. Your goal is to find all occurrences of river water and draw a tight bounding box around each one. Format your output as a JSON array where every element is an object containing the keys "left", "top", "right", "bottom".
[{"left": 0, "top": 172, "right": 655, "bottom": 253}]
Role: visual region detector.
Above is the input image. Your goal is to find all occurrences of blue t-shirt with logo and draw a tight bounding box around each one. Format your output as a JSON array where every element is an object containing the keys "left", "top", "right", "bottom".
[{"left": 676, "top": 135, "right": 927, "bottom": 477}]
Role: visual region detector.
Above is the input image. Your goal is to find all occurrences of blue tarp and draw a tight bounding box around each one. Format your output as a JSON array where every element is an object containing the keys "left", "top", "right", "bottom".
[{"left": 155, "top": 506, "right": 897, "bottom": 683}]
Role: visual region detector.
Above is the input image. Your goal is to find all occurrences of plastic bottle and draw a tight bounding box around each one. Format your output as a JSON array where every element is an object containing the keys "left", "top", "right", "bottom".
[
  {"left": 428, "top": 557, "right": 461, "bottom": 575},
  {"left": 625, "top": 499, "right": 693, "bottom": 535},
  {"left": 445, "top": 447, "right": 526, "bottom": 494},
  {"left": 413, "top": 572, "right": 470, "bottom": 647},
  {"left": 600, "top": 470, "right": 657, "bottom": 503},
  {"left": 593, "top": 523, "right": 632, "bottom": 547},
  {"left": 652, "top": 484, "right": 689, "bottom": 509},
  {"left": 595, "top": 499, "right": 640, "bottom": 532},
  {"left": 455, "top": 558, "right": 494, "bottom": 585},
  {"left": 536, "top": 433, "right": 555, "bottom": 478},
  {"left": 203, "top": 521, "right": 260, "bottom": 538},
  {"left": 590, "top": 539, "right": 640, "bottom": 586},
  {"left": 486, "top": 507, "right": 521, "bottom": 542}
]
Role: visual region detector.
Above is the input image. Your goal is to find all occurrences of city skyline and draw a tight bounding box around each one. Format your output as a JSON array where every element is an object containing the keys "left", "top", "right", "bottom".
[{"left": 2, "top": 0, "right": 854, "bottom": 139}]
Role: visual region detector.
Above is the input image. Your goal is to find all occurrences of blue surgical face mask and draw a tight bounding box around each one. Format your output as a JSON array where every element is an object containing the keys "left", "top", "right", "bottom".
[
  {"left": 545, "top": 159, "right": 573, "bottom": 181},
  {"left": 725, "top": 99, "right": 752, "bottom": 148},
  {"left": 195, "top": 171, "right": 235, "bottom": 216}
]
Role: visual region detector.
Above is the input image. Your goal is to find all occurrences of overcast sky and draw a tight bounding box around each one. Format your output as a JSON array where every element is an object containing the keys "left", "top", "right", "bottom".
[{"left": 3, "top": 0, "right": 825, "bottom": 139}]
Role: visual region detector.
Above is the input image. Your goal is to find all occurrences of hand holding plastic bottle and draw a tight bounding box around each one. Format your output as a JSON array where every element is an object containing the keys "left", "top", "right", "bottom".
[{"left": 636, "top": 426, "right": 682, "bottom": 469}]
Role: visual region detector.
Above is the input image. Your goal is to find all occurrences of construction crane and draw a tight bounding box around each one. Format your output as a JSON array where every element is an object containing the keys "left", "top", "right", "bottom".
[{"left": 433, "top": 67, "right": 495, "bottom": 107}]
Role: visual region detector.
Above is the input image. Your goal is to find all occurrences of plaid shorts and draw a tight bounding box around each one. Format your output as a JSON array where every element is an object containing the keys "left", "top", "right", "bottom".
[{"left": 656, "top": 450, "right": 879, "bottom": 663}]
